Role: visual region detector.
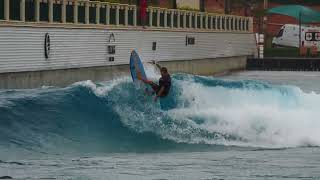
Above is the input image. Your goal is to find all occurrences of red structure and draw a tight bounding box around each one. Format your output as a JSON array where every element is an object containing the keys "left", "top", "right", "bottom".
[{"left": 204, "top": 0, "right": 225, "bottom": 14}]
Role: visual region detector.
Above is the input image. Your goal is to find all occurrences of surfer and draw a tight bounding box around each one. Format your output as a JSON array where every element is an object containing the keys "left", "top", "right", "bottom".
[{"left": 140, "top": 64, "right": 171, "bottom": 102}]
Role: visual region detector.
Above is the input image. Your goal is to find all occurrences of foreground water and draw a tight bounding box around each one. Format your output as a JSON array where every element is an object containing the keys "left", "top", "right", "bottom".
[{"left": 0, "top": 70, "right": 320, "bottom": 179}]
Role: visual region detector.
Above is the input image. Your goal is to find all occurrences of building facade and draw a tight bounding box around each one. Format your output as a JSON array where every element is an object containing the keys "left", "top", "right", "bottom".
[{"left": 0, "top": 0, "right": 255, "bottom": 89}]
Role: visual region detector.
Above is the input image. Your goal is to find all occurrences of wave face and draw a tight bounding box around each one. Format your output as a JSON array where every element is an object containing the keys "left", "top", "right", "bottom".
[{"left": 0, "top": 72, "right": 320, "bottom": 157}]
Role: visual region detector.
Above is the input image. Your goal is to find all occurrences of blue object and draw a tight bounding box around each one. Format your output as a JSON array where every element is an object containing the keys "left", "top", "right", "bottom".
[{"left": 130, "top": 50, "right": 147, "bottom": 82}]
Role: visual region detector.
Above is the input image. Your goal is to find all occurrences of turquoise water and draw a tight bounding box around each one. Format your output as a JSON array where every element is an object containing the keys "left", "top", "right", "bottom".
[{"left": 0, "top": 71, "right": 320, "bottom": 179}]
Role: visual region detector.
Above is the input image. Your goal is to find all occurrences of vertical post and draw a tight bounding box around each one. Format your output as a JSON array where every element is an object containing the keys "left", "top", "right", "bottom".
[
  {"left": 214, "top": 16, "right": 219, "bottom": 30},
  {"left": 157, "top": 8, "right": 160, "bottom": 27},
  {"left": 49, "top": 0, "right": 53, "bottom": 23},
  {"left": 20, "top": 0, "right": 25, "bottom": 21},
  {"left": 229, "top": 17, "right": 232, "bottom": 31},
  {"left": 183, "top": 11, "right": 186, "bottom": 28},
  {"left": 106, "top": 3, "right": 110, "bottom": 25},
  {"left": 200, "top": 13, "right": 203, "bottom": 29},
  {"left": 133, "top": 5, "right": 137, "bottom": 26},
  {"left": 170, "top": 10, "right": 174, "bottom": 28},
  {"left": 194, "top": 13, "right": 198, "bottom": 29},
  {"left": 189, "top": 12, "right": 192, "bottom": 28},
  {"left": 177, "top": 10, "right": 180, "bottom": 28},
  {"left": 4, "top": 0, "right": 9, "bottom": 21},
  {"left": 115, "top": 4, "right": 119, "bottom": 26},
  {"left": 124, "top": 5, "right": 128, "bottom": 26},
  {"left": 96, "top": 3, "right": 100, "bottom": 24},
  {"left": 62, "top": 0, "right": 66, "bottom": 23},
  {"left": 210, "top": 15, "right": 213, "bottom": 29},
  {"left": 149, "top": 7, "right": 152, "bottom": 27},
  {"left": 164, "top": 9, "right": 167, "bottom": 28},
  {"left": 232, "top": 16, "right": 235, "bottom": 31},
  {"left": 205, "top": 13, "right": 208, "bottom": 29},
  {"left": 35, "top": 0, "right": 40, "bottom": 22},
  {"left": 73, "top": 0, "right": 78, "bottom": 24},
  {"left": 85, "top": 0, "right": 89, "bottom": 24}
]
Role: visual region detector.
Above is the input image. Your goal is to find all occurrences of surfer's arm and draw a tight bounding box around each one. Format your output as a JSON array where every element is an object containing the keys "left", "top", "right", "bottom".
[
  {"left": 141, "top": 78, "right": 153, "bottom": 84},
  {"left": 157, "top": 86, "right": 165, "bottom": 97}
]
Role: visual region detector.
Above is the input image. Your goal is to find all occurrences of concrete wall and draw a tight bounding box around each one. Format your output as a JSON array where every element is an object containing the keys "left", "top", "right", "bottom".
[{"left": 0, "top": 56, "right": 247, "bottom": 89}]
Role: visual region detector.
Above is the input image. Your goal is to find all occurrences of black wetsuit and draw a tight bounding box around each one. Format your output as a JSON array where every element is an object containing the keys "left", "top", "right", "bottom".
[{"left": 151, "top": 74, "right": 171, "bottom": 97}]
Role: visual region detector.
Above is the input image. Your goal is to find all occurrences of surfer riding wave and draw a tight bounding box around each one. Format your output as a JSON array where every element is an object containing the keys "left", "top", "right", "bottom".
[{"left": 138, "top": 61, "right": 175, "bottom": 110}]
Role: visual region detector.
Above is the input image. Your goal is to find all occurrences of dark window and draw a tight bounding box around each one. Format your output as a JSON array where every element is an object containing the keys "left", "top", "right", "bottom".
[
  {"left": 235, "top": 19, "right": 238, "bottom": 30},
  {"left": 160, "top": 11, "right": 164, "bottom": 27},
  {"left": 222, "top": 17, "right": 225, "bottom": 30},
  {"left": 202, "top": 15, "right": 206, "bottom": 29},
  {"left": 174, "top": 13, "right": 178, "bottom": 28},
  {"left": 167, "top": 11, "right": 171, "bottom": 27},
  {"left": 242, "top": 19, "right": 245, "bottom": 31},
  {"left": 128, "top": 8, "right": 134, "bottom": 25},
  {"left": 276, "top": 29, "right": 284, "bottom": 38},
  {"left": 226, "top": 18, "right": 229, "bottom": 30},
  {"left": 89, "top": 6, "right": 96, "bottom": 24},
  {"left": 119, "top": 8, "right": 125, "bottom": 25},
  {"left": 192, "top": 14, "right": 196, "bottom": 28},
  {"left": 66, "top": 3, "right": 74, "bottom": 23},
  {"left": 152, "top": 10, "right": 157, "bottom": 26},
  {"left": 197, "top": 15, "right": 200, "bottom": 28},
  {"left": 110, "top": 7, "right": 116, "bottom": 24},
  {"left": 40, "top": 1, "right": 49, "bottom": 22},
  {"left": 78, "top": 5, "right": 85, "bottom": 23},
  {"left": 25, "top": 0, "right": 35, "bottom": 21},
  {"left": 231, "top": 18, "right": 234, "bottom": 30},
  {"left": 180, "top": 13, "right": 183, "bottom": 27},
  {"left": 186, "top": 14, "right": 190, "bottom": 28},
  {"left": 0, "top": 0, "right": 4, "bottom": 20},
  {"left": 100, "top": 6, "right": 106, "bottom": 24},
  {"left": 213, "top": 17, "right": 216, "bottom": 29},
  {"left": 246, "top": 19, "right": 249, "bottom": 31},
  {"left": 208, "top": 16, "right": 212, "bottom": 29},
  {"left": 53, "top": 3, "right": 61, "bottom": 22},
  {"left": 217, "top": 17, "right": 220, "bottom": 29},
  {"left": 10, "top": 0, "right": 20, "bottom": 20}
]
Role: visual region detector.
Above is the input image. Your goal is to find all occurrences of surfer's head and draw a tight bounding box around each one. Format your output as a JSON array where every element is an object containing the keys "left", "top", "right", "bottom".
[{"left": 160, "top": 67, "right": 168, "bottom": 76}]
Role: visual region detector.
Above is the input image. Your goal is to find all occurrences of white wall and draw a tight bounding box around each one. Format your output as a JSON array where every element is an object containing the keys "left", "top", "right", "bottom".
[{"left": 0, "top": 26, "right": 256, "bottom": 73}]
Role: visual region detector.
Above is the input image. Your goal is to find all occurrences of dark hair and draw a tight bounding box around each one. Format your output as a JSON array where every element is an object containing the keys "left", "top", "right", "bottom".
[{"left": 160, "top": 67, "right": 168, "bottom": 73}]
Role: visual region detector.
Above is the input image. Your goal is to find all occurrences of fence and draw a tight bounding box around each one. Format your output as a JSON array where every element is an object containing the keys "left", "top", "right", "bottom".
[{"left": 0, "top": 0, "right": 252, "bottom": 32}]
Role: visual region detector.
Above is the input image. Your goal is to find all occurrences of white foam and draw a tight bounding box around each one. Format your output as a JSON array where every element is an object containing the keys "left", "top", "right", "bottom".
[
  {"left": 166, "top": 79, "right": 320, "bottom": 148},
  {"left": 74, "top": 78, "right": 130, "bottom": 97}
]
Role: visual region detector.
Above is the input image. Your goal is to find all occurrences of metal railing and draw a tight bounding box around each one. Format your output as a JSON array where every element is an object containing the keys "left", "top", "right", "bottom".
[{"left": 0, "top": 0, "right": 252, "bottom": 32}]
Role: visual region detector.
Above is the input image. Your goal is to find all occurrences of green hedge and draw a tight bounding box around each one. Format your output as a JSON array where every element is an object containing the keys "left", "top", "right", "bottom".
[{"left": 265, "top": 47, "right": 320, "bottom": 57}]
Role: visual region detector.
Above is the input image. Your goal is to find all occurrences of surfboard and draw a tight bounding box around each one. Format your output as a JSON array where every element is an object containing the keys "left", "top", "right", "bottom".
[{"left": 130, "top": 50, "right": 147, "bottom": 82}]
